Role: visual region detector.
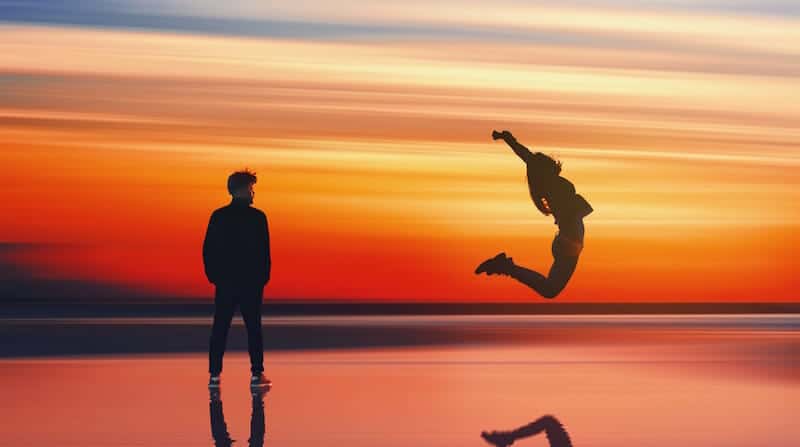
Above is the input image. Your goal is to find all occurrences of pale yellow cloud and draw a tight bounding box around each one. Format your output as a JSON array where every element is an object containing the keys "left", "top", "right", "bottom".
[{"left": 1, "top": 17, "right": 798, "bottom": 301}]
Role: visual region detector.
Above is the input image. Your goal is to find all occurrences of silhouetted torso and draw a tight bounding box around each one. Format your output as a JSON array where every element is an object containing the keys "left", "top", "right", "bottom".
[
  {"left": 527, "top": 170, "right": 592, "bottom": 239},
  {"left": 203, "top": 198, "right": 271, "bottom": 287}
]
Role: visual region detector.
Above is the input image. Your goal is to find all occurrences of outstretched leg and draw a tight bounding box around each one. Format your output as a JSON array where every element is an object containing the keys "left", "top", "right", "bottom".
[
  {"left": 506, "top": 253, "right": 578, "bottom": 299},
  {"left": 475, "top": 251, "right": 579, "bottom": 299},
  {"left": 482, "top": 415, "right": 573, "bottom": 447},
  {"left": 476, "top": 229, "right": 583, "bottom": 299}
]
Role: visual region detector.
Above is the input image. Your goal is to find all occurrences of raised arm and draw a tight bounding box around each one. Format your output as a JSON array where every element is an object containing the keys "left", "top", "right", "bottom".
[{"left": 492, "top": 130, "right": 534, "bottom": 164}]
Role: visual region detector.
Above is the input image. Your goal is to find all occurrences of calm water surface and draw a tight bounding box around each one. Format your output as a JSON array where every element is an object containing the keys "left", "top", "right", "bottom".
[{"left": 1, "top": 315, "right": 797, "bottom": 446}]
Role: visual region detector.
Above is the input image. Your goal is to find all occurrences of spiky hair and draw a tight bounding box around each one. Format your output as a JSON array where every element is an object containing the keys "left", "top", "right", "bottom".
[{"left": 227, "top": 169, "right": 257, "bottom": 195}]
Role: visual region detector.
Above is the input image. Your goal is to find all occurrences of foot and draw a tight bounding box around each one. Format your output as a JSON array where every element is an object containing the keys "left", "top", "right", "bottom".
[
  {"left": 209, "top": 388, "right": 222, "bottom": 401},
  {"left": 250, "top": 373, "right": 272, "bottom": 388},
  {"left": 251, "top": 387, "right": 269, "bottom": 399},
  {"left": 475, "top": 252, "right": 514, "bottom": 275},
  {"left": 481, "top": 430, "right": 516, "bottom": 447},
  {"left": 208, "top": 375, "right": 221, "bottom": 388}
]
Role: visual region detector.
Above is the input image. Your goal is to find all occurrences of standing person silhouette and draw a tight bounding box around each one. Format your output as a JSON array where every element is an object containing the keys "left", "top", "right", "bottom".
[
  {"left": 475, "top": 131, "right": 593, "bottom": 299},
  {"left": 204, "top": 169, "right": 272, "bottom": 389}
]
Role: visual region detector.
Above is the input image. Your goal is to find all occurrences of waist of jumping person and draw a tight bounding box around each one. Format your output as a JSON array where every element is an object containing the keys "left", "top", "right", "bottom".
[{"left": 556, "top": 218, "right": 585, "bottom": 242}]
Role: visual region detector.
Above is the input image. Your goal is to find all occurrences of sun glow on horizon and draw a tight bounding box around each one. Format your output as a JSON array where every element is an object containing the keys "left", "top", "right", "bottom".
[{"left": 1, "top": 1, "right": 798, "bottom": 302}]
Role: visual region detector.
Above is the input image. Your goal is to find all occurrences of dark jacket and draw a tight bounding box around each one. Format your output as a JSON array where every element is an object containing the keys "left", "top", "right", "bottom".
[{"left": 203, "top": 198, "right": 271, "bottom": 287}]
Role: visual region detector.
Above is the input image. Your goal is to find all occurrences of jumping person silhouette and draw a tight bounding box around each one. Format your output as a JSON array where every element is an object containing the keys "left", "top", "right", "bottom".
[
  {"left": 204, "top": 169, "right": 272, "bottom": 389},
  {"left": 475, "top": 131, "right": 592, "bottom": 298},
  {"left": 481, "top": 415, "right": 573, "bottom": 447}
]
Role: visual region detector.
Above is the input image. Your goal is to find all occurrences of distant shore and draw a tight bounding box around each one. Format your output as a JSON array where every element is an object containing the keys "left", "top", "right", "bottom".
[
  {"left": 0, "top": 299, "right": 797, "bottom": 318},
  {"left": 1, "top": 313, "right": 797, "bottom": 358}
]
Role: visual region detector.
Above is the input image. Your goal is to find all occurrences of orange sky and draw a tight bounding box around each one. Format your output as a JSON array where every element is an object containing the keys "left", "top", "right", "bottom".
[{"left": 1, "top": 4, "right": 798, "bottom": 302}]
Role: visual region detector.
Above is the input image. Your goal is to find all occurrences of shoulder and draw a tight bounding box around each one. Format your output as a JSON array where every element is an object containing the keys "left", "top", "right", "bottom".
[
  {"left": 211, "top": 204, "right": 233, "bottom": 216},
  {"left": 545, "top": 176, "right": 575, "bottom": 199},
  {"left": 555, "top": 176, "right": 575, "bottom": 193},
  {"left": 250, "top": 207, "right": 268, "bottom": 221},
  {"left": 210, "top": 204, "right": 241, "bottom": 222},
  {"left": 210, "top": 206, "right": 226, "bottom": 219}
]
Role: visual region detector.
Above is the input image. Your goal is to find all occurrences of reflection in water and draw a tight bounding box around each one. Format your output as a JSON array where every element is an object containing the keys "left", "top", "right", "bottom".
[
  {"left": 209, "top": 388, "right": 268, "bottom": 447},
  {"left": 483, "top": 415, "right": 573, "bottom": 447},
  {"left": 2, "top": 327, "right": 797, "bottom": 447}
]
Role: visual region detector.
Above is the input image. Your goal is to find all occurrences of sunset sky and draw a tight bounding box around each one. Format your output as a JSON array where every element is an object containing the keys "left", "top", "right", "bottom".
[{"left": 1, "top": 0, "right": 798, "bottom": 302}]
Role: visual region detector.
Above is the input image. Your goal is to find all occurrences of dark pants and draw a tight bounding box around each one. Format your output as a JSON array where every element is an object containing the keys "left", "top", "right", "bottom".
[{"left": 209, "top": 283, "right": 264, "bottom": 375}]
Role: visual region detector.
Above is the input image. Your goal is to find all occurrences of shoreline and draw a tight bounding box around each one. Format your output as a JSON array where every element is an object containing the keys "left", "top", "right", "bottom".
[
  {"left": 1, "top": 301, "right": 798, "bottom": 318},
  {"left": 2, "top": 313, "right": 797, "bottom": 358}
]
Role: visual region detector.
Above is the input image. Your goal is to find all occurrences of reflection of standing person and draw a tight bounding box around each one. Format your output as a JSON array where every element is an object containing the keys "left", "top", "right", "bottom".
[
  {"left": 209, "top": 388, "right": 268, "bottom": 447},
  {"left": 476, "top": 131, "right": 593, "bottom": 299},
  {"left": 482, "top": 415, "right": 573, "bottom": 447},
  {"left": 204, "top": 169, "right": 271, "bottom": 388}
]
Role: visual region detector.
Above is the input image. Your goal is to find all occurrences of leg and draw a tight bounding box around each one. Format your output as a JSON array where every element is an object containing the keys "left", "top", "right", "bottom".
[
  {"left": 209, "top": 285, "right": 236, "bottom": 376},
  {"left": 507, "top": 253, "right": 578, "bottom": 299},
  {"left": 209, "top": 391, "right": 233, "bottom": 447},
  {"left": 240, "top": 285, "right": 265, "bottom": 375},
  {"left": 482, "top": 415, "right": 572, "bottom": 447},
  {"left": 249, "top": 389, "right": 267, "bottom": 447},
  {"left": 506, "top": 232, "right": 582, "bottom": 298},
  {"left": 476, "top": 222, "right": 584, "bottom": 299}
]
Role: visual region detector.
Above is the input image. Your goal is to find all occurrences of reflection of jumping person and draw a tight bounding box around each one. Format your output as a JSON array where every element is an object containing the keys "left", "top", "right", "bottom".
[
  {"left": 482, "top": 415, "right": 573, "bottom": 447},
  {"left": 476, "top": 131, "right": 592, "bottom": 299}
]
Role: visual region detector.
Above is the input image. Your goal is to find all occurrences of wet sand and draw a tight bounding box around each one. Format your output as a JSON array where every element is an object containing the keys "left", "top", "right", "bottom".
[{"left": 1, "top": 316, "right": 798, "bottom": 446}]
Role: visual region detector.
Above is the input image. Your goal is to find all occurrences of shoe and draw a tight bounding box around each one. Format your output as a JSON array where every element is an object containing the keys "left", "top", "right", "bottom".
[
  {"left": 481, "top": 430, "right": 516, "bottom": 447},
  {"left": 251, "top": 387, "right": 269, "bottom": 399},
  {"left": 208, "top": 375, "right": 221, "bottom": 388},
  {"left": 250, "top": 373, "right": 271, "bottom": 388},
  {"left": 209, "top": 388, "right": 222, "bottom": 401},
  {"left": 475, "top": 252, "right": 513, "bottom": 275}
]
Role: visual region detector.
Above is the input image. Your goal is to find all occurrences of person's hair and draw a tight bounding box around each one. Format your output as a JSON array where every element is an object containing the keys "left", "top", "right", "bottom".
[
  {"left": 529, "top": 152, "right": 562, "bottom": 176},
  {"left": 527, "top": 153, "right": 561, "bottom": 216},
  {"left": 227, "top": 169, "right": 257, "bottom": 195}
]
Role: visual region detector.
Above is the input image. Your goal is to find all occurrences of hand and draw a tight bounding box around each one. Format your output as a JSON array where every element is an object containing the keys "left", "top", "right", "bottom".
[{"left": 491, "top": 130, "right": 514, "bottom": 141}]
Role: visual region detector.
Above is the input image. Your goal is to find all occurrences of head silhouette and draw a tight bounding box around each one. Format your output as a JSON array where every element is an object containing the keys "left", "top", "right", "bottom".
[
  {"left": 529, "top": 152, "right": 562, "bottom": 177},
  {"left": 227, "top": 169, "right": 257, "bottom": 204}
]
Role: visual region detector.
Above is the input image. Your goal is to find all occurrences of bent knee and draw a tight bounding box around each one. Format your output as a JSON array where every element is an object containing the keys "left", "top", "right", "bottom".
[
  {"left": 540, "top": 289, "right": 560, "bottom": 299},
  {"left": 537, "top": 414, "right": 562, "bottom": 428},
  {"left": 539, "top": 282, "right": 568, "bottom": 299}
]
